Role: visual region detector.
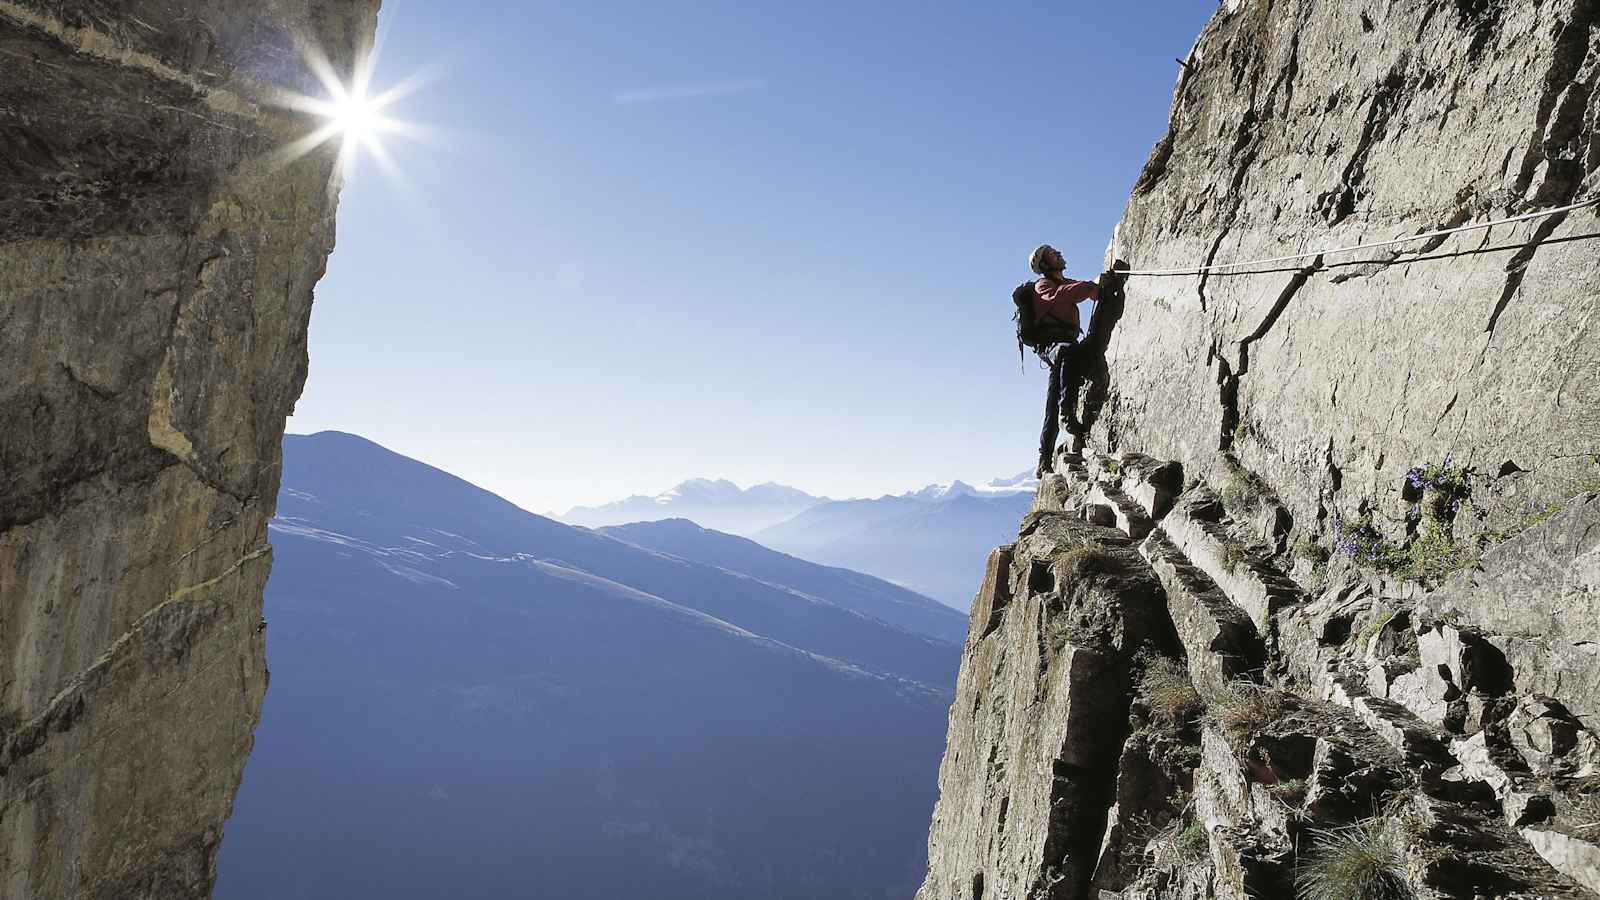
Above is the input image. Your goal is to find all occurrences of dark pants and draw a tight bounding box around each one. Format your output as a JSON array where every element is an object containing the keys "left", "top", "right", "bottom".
[
  {"left": 1038, "top": 344, "right": 1074, "bottom": 461},
  {"left": 1038, "top": 343, "right": 1111, "bottom": 461},
  {"left": 1070, "top": 351, "right": 1110, "bottom": 437},
  {"left": 1040, "top": 269, "right": 1125, "bottom": 462}
]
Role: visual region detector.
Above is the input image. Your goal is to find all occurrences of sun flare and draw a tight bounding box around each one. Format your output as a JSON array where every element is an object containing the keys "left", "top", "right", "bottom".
[
  {"left": 328, "top": 89, "right": 384, "bottom": 142},
  {"left": 270, "top": 35, "right": 430, "bottom": 185}
]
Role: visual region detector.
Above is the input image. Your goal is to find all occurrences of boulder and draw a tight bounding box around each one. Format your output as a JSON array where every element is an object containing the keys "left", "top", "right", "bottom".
[
  {"left": 1034, "top": 475, "right": 1081, "bottom": 515},
  {"left": 1521, "top": 828, "right": 1600, "bottom": 896},
  {"left": 1505, "top": 697, "right": 1600, "bottom": 777}
]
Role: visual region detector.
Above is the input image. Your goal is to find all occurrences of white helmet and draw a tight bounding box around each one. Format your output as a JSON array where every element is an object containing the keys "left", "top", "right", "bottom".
[{"left": 1029, "top": 244, "right": 1064, "bottom": 275}]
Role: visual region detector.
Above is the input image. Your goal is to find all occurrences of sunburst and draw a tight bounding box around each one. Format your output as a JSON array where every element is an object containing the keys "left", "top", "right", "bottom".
[{"left": 270, "top": 31, "right": 430, "bottom": 186}]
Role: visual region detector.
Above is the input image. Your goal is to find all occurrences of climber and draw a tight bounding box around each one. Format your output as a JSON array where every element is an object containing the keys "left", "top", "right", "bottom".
[
  {"left": 1028, "top": 244, "right": 1101, "bottom": 477},
  {"left": 1058, "top": 259, "right": 1130, "bottom": 452}
]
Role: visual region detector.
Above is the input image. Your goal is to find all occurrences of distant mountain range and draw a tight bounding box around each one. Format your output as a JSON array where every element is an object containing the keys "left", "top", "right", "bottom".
[
  {"left": 755, "top": 487, "right": 1035, "bottom": 609},
  {"left": 559, "top": 478, "right": 825, "bottom": 534},
  {"left": 901, "top": 474, "right": 1039, "bottom": 501},
  {"left": 217, "top": 432, "right": 961, "bottom": 900},
  {"left": 560, "top": 474, "right": 1036, "bottom": 609},
  {"left": 601, "top": 518, "right": 969, "bottom": 645}
]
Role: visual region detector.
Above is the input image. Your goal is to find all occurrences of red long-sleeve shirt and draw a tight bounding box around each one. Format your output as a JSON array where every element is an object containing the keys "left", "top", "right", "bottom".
[{"left": 1034, "top": 276, "right": 1099, "bottom": 334}]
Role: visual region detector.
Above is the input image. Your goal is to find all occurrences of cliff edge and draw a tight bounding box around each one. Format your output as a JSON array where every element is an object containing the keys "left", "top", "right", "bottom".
[
  {"left": 0, "top": 2, "right": 377, "bottom": 897},
  {"left": 920, "top": 2, "right": 1599, "bottom": 898}
]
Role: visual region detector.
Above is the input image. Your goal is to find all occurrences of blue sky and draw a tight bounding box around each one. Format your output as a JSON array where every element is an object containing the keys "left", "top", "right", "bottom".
[{"left": 286, "top": 0, "right": 1216, "bottom": 513}]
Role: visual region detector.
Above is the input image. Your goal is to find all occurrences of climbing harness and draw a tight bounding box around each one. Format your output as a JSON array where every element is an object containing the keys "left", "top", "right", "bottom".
[{"left": 1120, "top": 195, "right": 1600, "bottom": 278}]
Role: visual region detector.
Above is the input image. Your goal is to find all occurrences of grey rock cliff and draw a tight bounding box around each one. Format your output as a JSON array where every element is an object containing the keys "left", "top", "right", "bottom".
[
  {"left": 1103, "top": 0, "right": 1599, "bottom": 539},
  {"left": 921, "top": 451, "right": 1600, "bottom": 899},
  {"left": 919, "top": 521, "right": 1173, "bottom": 900},
  {"left": 0, "top": 2, "right": 377, "bottom": 898},
  {"left": 920, "top": 1, "right": 1600, "bottom": 897}
]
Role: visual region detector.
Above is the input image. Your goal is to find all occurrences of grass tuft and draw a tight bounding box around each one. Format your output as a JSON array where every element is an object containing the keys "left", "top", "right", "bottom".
[
  {"left": 1295, "top": 535, "right": 1329, "bottom": 564},
  {"left": 1139, "top": 657, "right": 1204, "bottom": 728},
  {"left": 1147, "top": 820, "right": 1211, "bottom": 871},
  {"left": 1221, "top": 478, "right": 1262, "bottom": 512},
  {"left": 1168, "top": 742, "right": 1202, "bottom": 770},
  {"left": 1060, "top": 544, "right": 1123, "bottom": 579},
  {"left": 1295, "top": 819, "right": 1412, "bottom": 900},
  {"left": 1220, "top": 541, "right": 1247, "bottom": 575},
  {"left": 1173, "top": 822, "right": 1210, "bottom": 861},
  {"left": 1209, "top": 682, "right": 1286, "bottom": 741},
  {"left": 1392, "top": 519, "right": 1476, "bottom": 583},
  {"left": 1558, "top": 778, "right": 1600, "bottom": 836},
  {"left": 1220, "top": 460, "right": 1276, "bottom": 514},
  {"left": 1270, "top": 777, "right": 1309, "bottom": 806}
]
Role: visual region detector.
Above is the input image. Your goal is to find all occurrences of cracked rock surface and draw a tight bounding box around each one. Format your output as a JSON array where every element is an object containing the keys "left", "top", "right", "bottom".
[
  {"left": 0, "top": 2, "right": 377, "bottom": 898},
  {"left": 923, "top": 6, "right": 1599, "bottom": 887},
  {"left": 1101, "top": 0, "right": 1600, "bottom": 536},
  {"left": 916, "top": 517, "right": 1177, "bottom": 900},
  {"left": 920, "top": 447, "right": 1600, "bottom": 898}
]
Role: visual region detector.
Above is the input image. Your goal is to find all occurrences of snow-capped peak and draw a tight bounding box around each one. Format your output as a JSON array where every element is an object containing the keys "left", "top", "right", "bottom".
[
  {"left": 984, "top": 470, "right": 1039, "bottom": 491},
  {"left": 904, "top": 473, "right": 1037, "bottom": 501}
]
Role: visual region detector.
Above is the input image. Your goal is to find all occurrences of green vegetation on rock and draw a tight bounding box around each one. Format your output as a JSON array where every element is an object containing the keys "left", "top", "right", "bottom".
[
  {"left": 1295, "top": 820, "right": 1412, "bottom": 900},
  {"left": 1139, "top": 656, "right": 1204, "bottom": 728}
]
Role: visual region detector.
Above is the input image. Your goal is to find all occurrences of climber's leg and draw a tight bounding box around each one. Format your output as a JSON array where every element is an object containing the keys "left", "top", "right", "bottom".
[
  {"left": 1061, "top": 347, "right": 1087, "bottom": 435},
  {"left": 1079, "top": 353, "right": 1111, "bottom": 434},
  {"left": 1038, "top": 348, "right": 1065, "bottom": 473}
]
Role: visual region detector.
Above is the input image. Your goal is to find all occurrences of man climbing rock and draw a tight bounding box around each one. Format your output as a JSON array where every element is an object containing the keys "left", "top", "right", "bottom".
[
  {"left": 1028, "top": 244, "right": 1101, "bottom": 477},
  {"left": 1058, "top": 258, "right": 1129, "bottom": 453}
]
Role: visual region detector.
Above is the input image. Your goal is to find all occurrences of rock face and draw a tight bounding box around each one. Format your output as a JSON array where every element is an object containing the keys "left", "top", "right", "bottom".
[
  {"left": 920, "top": 4, "right": 1600, "bottom": 896},
  {"left": 1102, "top": 0, "right": 1600, "bottom": 538},
  {"left": 920, "top": 450, "right": 1600, "bottom": 899},
  {"left": 0, "top": 3, "right": 377, "bottom": 898},
  {"left": 919, "top": 520, "right": 1174, "bottom": 900}
]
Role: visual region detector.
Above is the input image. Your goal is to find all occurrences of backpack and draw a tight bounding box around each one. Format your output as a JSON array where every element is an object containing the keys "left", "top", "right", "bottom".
[{"left": 1012, "top": 281, "right": 1078, "bottom": 364}]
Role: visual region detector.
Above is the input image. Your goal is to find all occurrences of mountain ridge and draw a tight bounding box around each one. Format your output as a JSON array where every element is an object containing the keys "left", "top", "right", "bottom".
[
  {"left": 559, "top": 477, "right": 826, "bottom": 535},
  {"left": 600, "top": 517, "right": 969, "bottom": 645},
  {"left": 559, "top": 467, "right": 1038, "bottom": 609},
  {"left": 557, "top": 472, "right": 1037, "bottom": 537},
  {"left": 219, "top": 431, "right": 958, "bottom": 900},
  {"left": 269, "top": 431, "right": 960, "bottom": 685},
  {"left": 755, "top": 489, "right": 1035, "bottom": 609}
]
